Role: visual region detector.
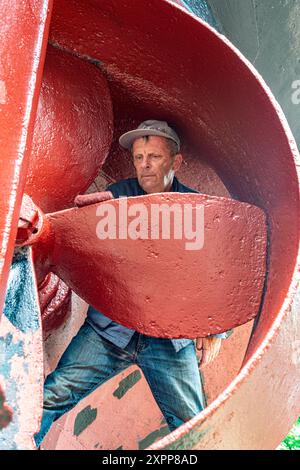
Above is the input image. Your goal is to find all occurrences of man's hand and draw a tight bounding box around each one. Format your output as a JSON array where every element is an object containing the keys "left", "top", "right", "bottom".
[
  {"left": 74, "top": 191, "right": 113, "bottom": 207},
  {"left": 16, "top": 193, "right": 40, "bottom": 245},
  {"left": 196, "top": 336, "right": 222, "bottom": 367}
]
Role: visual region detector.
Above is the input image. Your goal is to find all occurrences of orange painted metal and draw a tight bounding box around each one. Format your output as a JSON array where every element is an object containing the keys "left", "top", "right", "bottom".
[
  {"left": 24, "top": 46, "right": 114, "bottom": 214},
  {"left": 0, "top": 0, "right": 53, "bottom": 322},
  {"left": 0, "top": 0, "right": 53, "bottom": 437}
]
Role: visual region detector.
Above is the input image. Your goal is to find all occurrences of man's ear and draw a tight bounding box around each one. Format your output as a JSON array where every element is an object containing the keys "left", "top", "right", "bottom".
[{"left": 173, "top": 153, "right": 183, "bottom": 172}]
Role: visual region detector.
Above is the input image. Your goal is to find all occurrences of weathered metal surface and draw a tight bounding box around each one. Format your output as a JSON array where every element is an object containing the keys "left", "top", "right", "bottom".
[
  {"left": 0, "top": 0, "right": 53, "bottom": 322},
  {"left": 150, "top": 274, "right": 300, "bottom": 450},
  {"left": 0, "top": 387, "right": 12, "bottom": 431},
  {"left": 0, "top": 0, "right": 53, "bottom": 433},
  {"left": 24, "top": 46, "right": 114, "bottom": 214},
  {"left": 34, "top": 194, "right": 267, "bottom": 338},
  {"left": 42, "top": 363, "right": 168, "bottom": 450},
  {"left": 41, "top": 320, "right": 254, "bottom": 450},
  {"left": 0, "top": 248, "right": 43, "bottom": 449}
]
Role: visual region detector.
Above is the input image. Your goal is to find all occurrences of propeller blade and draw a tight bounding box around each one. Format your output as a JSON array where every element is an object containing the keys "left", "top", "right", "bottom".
[
  {"left": 0, "top": 0, "right": 52, "bottom": 322},
  {"left": 44, "top": 193, "right": 267, "bottom": 338}
]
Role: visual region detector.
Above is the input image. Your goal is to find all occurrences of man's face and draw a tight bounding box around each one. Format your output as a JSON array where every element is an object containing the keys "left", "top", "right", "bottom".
[{"left": 132, "top": 136, "right": 182, "bottom": 193}]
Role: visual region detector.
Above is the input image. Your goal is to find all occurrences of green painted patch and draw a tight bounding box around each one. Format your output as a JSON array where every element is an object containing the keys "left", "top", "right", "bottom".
[
  {"left": 74, "top": 405, "right": 97, "bottom": 436},
  {"left": 113, "top": 370, "right": 142, "bottom": 399},
  {"left": 138, "top": 426, "right": 170, "bottom": 450},
  {"left": 164, "top": 426, "right": 206, "bottom": 450}
]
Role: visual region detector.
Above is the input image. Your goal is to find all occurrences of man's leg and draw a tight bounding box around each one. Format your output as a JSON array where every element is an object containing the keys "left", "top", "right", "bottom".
[
  {"left": 34, "top": 322, "right": 133, "bottom": 447},
  {"left": 137, "top": 337, "right": 206, "bottom": 432}
]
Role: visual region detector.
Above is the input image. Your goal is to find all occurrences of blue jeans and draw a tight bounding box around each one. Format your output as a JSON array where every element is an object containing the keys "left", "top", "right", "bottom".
[{"left": 34, "top": 322, "right": 206, "bottom": 448}]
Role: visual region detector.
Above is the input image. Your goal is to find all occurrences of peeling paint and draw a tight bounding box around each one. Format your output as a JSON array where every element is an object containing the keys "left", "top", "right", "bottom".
[
  {"left": 154, "top": 425, "right": 208, "bottom": 451},
  {"left": 138, "top": 426, "right": 169, "bottom": 450},
  {"left": 113, "top": 370, "right": 142, "bottom": 400},
  {"left": 0, "top": 387, "right": 12, "bottom": 430},
  {"left": 73, "top": 405, "right": 97, "bottom": 436},
  {"left": 0, "top": 303, "right": 43, "bottom": 449},
  {"left": 3, "top": 248, "right": 39, "bottom": 333},
  {"left": 0, "top": 333, "right": 24, "bottom": 377}
]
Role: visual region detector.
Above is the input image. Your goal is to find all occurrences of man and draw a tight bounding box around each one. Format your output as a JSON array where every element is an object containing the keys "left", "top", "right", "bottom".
[{"left": 34, "top": 120, "right": 231, "bottom": 448}]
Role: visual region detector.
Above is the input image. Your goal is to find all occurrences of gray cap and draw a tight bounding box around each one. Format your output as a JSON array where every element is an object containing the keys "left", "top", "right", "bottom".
[{"left": 119, "top": 120, "right": 180, "bottom": 152}]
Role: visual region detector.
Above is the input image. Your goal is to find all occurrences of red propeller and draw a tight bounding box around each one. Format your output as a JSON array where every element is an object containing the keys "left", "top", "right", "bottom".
[{"left": 22, "top": 193, "right": 268, "bottom": 339}]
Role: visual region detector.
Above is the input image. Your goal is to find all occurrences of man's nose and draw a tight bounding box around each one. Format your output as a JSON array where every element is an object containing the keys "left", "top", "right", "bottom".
[{"left": 141, "top": 157, "right": 151, "bottom": 169}]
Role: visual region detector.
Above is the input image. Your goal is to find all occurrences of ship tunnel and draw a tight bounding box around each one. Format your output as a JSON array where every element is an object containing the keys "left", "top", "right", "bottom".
[{"left": 0, "top": 0, "right": 299, "bottom": 450}]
